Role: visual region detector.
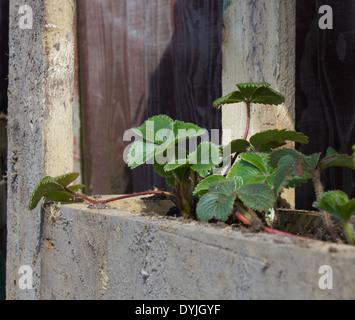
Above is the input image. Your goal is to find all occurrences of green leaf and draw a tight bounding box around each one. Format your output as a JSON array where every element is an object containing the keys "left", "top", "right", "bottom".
[
  {"left": 129, "top": 116, "right": 206, "bottom": 172},
  {"left": 51, "top": 172, "right": 80, "bottom": 188},
  {"left": 274, "top": 156, "right": 295, "bottom": 196},
  {"left": 28, "top": 173, "right": 82, "bottom": 211},
  {"left": 193, "top": 175, "right": 227, "bottom": 196},
  {"left": 213, "top": 82, "right": 285, "bottom": 108},
  {"left": 189, "top": 142, "right": 222, "bottom": 172},
  {"left": 303, "top": 153, "right": 321, "bottom": 171},
  {"left": 154, "top": 162, "right": 176, "bottom": 188},
  {"left": 326, "top": 147, "right": 337, "bottom": 158},
  {"left": 67, "top": 184, "right": 85, "bottom": 192},
  {"left": 240, "top": 153, "right": 269, "bottom": 173},
  {"left": 173, "top": 121, "right": 205, "bottom": 144},
  {"left": 232, "top": 176, "right": 244, "bottom": 189},
  {"left": 213, "top": 91, "right": 246, "bottom": 108},
  {"left": 319, "top": 154, "right": 355, "bottom": 171},
  {"left": 249, "top": 86, "right": 285, "bottom": 105},
  {"left": 229, "top": 159, "right": 265, "bottom": 184},
  {"left": 127, "top": 141, "right": 158, "bottom": 169},
  {"left": 236, "top": 183, "right": 276, "bottom": 212},
  {"left": 236, "top": 82, "right": 272, "bottom": 101},
  {"left": 269, "top": 148, "right": 301, "bottom": 168},
  {"left": 284, "top": 175, "right": 310, "bottom": 189},
  {"left": 196, "top": 180, "right": 237, "bottom": 222},
  {"left": 208, "top": 179, "right": 236, "bottom": 194},
  {"left": 270, "top": 150, "right": 316, "bottom": 193},
  {"left": 250, "top": 129, "right": 309, "bottom": 152},
  {"left": 132, "top": 115, "right": 174, "bottom": 144},
  {"left": 313, "top": 191, "right": 355, "bottom": 224},
  {"left": 173, "top": 166, "right": 192, "bottom": 186},
  {"left": 29, "top": 179, "right": 64, "bottom": 210},
  {"left": 44, "top": 191, "right": 74, "bottom": 203},
  {"left": 340, "top": 200, "right": 355, "bottom": 224},
  {"left": 225, "top": 139, "right": 252, "bottom": 155},
  {"left": 228, "top": 153, "right": 275, "bottom": 188},
  {"left": 164, "top": 162, "right": 188, "bottom": 172},
  {"left": 274, "top": 156, "right": 305, "bottom": 196},
  {"left": 162, "top": 147, "right": 190, "bottom": 172}
]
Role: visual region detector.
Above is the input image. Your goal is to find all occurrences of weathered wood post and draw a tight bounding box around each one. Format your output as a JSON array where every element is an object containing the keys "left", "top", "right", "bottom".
[
  {"left": 222, "top": 0, "right": 296, "bottom": 205},
  {"left": 7, "top": 0, "right": 75, "bottom": 299}
]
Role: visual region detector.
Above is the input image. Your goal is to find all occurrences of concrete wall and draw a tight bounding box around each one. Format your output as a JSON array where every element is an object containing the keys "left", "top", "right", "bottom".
[
  {"left": 6, "top": 0, "right": 75, "bottom": 299},
  {"left": 0, "top": 160, "right": 5, "bottom": 300},
  {"left": 38, "top": 203, "right": 355, "bottom": 300},
  {"left": 8, "top": 0, "right": 348, "bottom": 301}
]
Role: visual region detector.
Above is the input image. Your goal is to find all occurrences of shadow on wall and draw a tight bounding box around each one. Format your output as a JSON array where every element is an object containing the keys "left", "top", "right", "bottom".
[
  {"left": 131, "top": 0, "right": 223, "bottom": 192},
  {"left": 77, "top": 0, "right": 223, "bottom": 195},
  {"left": 296, "top": 0, "right": 355, "bottom": 209}
]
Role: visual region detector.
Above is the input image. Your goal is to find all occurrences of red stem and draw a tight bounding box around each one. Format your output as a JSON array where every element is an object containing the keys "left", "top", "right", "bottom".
[
  {"left": 312, "top": 172, "right": 336, "bottom": 241},
  {"left": 236, "top": 212, "right": 308, "bottom": 241},
  {"left": 68, "top": 190, "right": 175, "bottom": 205},
  {"left": 69, "top": 189, "right": 308, "bottom": 240},
  {"left": 243, "top": 102, "right": 251, "bottom": 140},
  {"left": 224, "top": 102, "right": 251, "bottom": 177},
  {"left": 224, "top": 152, "right": 238, "bottom": 178}
]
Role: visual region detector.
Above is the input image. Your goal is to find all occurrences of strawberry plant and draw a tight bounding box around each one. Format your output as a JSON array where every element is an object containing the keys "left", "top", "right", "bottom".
[
  {"left": 198, "top": 83, "right": 355, "bottom": 243},
  {"left": 213, "top": 82, "right": 285, "bottom": 140},
  {"left": 196, "top": 82, "right": 308, "bottom": 224},
  {"left": 28, "top": 173, "right": 84, "bottom": 210},
  {"left": 214, "top": 82, "right": 288, "bottom": 174},
  {"left": 29, "top": 83, "right": 308, "bottom": 232},
  {"left": 27, "top": 82, "right": 355, "bottom": 245},
  {"left": 28, "top": 172, "right": 174, "bottom": 211},
  {"left": 314, "top": 191, "right": 355, "bottom": 245},
  {"left": 194, "top": 149, "right": 307, "bottom": 224},
  {"left": 126, "top": 115, "right": 222, "bottom": 218},
  {"left": 268, "top": 147, "right": 355, "bottom": 238},
  {"left": 29, "top": 115, "right": 224, "bottom": 219}
]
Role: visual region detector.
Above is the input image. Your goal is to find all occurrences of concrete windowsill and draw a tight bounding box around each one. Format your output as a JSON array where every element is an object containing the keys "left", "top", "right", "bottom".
[{"left": 39, "top": 200, "right": 355, "bottom": 300}]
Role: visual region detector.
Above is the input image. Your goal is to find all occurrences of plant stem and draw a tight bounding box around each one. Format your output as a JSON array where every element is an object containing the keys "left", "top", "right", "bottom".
[
  {"left": 223, "top": 153, "right": 238, "bottom": 178},
  {"left": 224, "top": 101, "right": 251, "bottom": 178},
  {"left": 64, "top": 188, "right": 175, "bottom": 205},
  {"left": 235, "top": 212, "right": 308, "bottom": 240},
  {"left": 312, "top": 170, "right": 324, "bottom": 201},
  {"left": 344, "top": 223, "right": 355, "bottom": 245},
  {"left": 244, "top": 101, "right": 251, "bottom": 140},
  {"left": 312, "top": 170, "right": 336, "bottom": 240},
  {"left": 175, "top": 170, "right": 199, "bottom": 219}
]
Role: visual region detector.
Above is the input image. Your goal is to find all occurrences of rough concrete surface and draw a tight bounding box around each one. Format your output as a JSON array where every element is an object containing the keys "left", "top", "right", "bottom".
[
  {"left": 6, "top": 0, "right": 75, "bottom": 299},
  {"left": 107, "top": 195, "right": 176, "bottom": 216},
  {"left": 0, "top": 161, "right": 6, "bottom": 230},
  {"left": 38, "top": 203, "right": 355, "bottom": 300}
]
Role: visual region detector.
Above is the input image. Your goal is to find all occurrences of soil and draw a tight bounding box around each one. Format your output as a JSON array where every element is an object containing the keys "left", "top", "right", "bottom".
[
  {"left": 131, "top": 195, "right": 353, "bottom": 246},
  {"left": 108, "top": 194, "right": 176, "bottom": 216},
  {"left": 299, "top": 220, "right": 347, "bottom": 244},
  {"left": 90, "top": 194, "right": 353, "bottom": 246}
]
